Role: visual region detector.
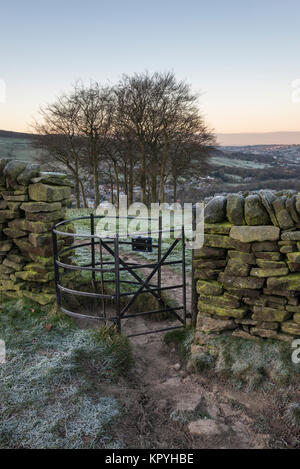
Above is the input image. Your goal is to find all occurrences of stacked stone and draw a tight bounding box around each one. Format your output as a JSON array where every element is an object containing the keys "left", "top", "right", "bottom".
[
  {"left": 0, "top": 159, "right": 75, "bottom": 306},
  {"left": 195, "top": 190, "right": 300, "bottom": 344}
]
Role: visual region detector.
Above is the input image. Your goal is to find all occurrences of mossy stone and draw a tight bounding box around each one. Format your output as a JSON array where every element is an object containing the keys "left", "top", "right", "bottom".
[
  {"left": 226, "top": 194, "right": 245, "bottom": 225},
  {"left": 20, "top": 201, "right": 62, "bottom": 213},
  {"left": 225, "top": 259, "right": 250, "bottom": 277},
  {"left": 267, "top": 273, "right": 300, "bottom": 291},
  {"left": 204, "top": 196, "right": 227, "bottom": 223},
  {"left": 28, "top": 183, "right": 71, "bottom": 202},
  {"left": 252, "top": 306, "right": 290, "bottom": 322},
  {"left": 250, "top": 267, "right": 289, "bottom": 277},
  {"left": 196, "top": 280, "right": 223, "bottom": 296},
  {"left": 204, "top": 222, "right": 232, "bottom": 234},
  {"left": 198, "top": 300, "right": 248, "bottom": 319},
  {"left": 244, "top": 195, "right": 271, "bottom": 225},
  {"left": 230, "top": 225, "right": 279, "bottom": 243},
  {"left": 227, "top": 250, "right": 256, "bottom": 264},
  {"left": 281, "top": 321, "right": 300, "bottom": 336}
]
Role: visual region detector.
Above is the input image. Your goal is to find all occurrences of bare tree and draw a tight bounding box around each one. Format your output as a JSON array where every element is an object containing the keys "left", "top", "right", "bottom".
[
  {"left": 33, "top": 93, "right": 87, "bottom": 208},
  {"left": 73, "top": 82, "right": 115, "bottom": 208},
  {"left": 114, "top": 72, "right": 215, "bottom": 204}
]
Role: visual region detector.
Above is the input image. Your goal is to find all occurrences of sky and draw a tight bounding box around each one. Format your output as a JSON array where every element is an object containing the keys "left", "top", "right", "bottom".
[{"left": 0, "top": 0, "right": 300, "bottom": 144}]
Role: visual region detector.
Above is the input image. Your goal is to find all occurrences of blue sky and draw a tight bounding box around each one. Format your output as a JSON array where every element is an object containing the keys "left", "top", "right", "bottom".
[{"left": 1, "top": 0, "right": 300, "bottom": 142}]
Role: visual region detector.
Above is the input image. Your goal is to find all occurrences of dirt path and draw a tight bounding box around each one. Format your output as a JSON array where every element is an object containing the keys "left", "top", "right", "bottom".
[{"left": 101, "top": 262, "right": 287, "bottom": 449}]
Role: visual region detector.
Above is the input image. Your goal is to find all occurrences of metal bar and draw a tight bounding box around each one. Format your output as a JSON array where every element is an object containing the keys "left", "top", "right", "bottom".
[
  {"left": 99, "top": 238, "right": 106, "bottom": 318},
  {"left": 120, "top": 238, "right": 181, "bottom": 317},
  {"left": 90, "top": 214, "right": 97, "bottom": 291},
  {"left": 60, "top": 306, "right": 111, "bottom": 322},
  {"left": 52, "top": 229, "right": 61, "bottom": 307},
  {"left": 57, "top": 284, "right": 114, "bottom": 299},
  {"left": 101, "top": 238, "right": 184, "bottom": 324},
  {"left": 127, "top": 325, "right": 184, "bottom": 338},
  {"left": 119, "top": 284, "right": 184, "bottom": 297},
  {"left": 114, "top": 235, "right": 121, "bottom": 333},
  {"left": 182, "top": 224, "right": 187, "bottom": 327},
  {"left": 158, "top": 214, "right": 162, "bottom": 299},
  {"left": 122, "top": 306, "right": 183, "bottom": 319},
  {"left": 55, "top": 260, "right": 115, "bottom": 273},
  {"left": 191, "top": 204, "right": 197, "bottom": 326}
]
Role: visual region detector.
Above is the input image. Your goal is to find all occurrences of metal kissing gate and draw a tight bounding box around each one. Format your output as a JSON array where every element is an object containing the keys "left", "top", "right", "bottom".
[{"left": 52, "top": 214, "right": 188, "bottom": 337}]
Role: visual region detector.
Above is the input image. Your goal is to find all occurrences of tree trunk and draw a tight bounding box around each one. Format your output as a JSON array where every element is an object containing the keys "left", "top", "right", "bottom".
[
  {"left": 79, "top": 178, "right": 88, "bottom": 208},
  {"left": 93, "top": 156, "right": 100, "bottom": 208},
  {"left": 140, "top": 144, "right": 146, "bottom": 204},
  {"left": 173, "top": 174, "right": 177, "bottom": 202},
  {"left": 109, "top": 170, "right": 114, "bottom": 204},
  {"left": 158, "top": 150, "right": 168, "bottom": 204},
  {"left": 151, "top": 174, "right": 157, "bottom": 203},
  {"left": 113, "top": 161, "right": 120, "bottom": 208},
  {"left": 128, "top": 155, "right": 134, "bottom": 206}
]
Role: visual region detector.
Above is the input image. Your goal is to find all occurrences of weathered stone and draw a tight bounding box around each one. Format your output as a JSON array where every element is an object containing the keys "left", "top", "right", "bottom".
[
  {"left": 204, "top": 222, "right": 232, "bottom": 234},
  {"left": 3, "top": 227, "right": 27, "bottom": 238},
  {"left": 204, "top": 234, "right": 231, "bottom": 249},
  {"left": 0, "top": 241, "right": 12, "bottom": 252},
  {"left": 198, "top": 301, "right": 248, "bottom": 319},
  {"left": 287, "top": 252, "right": 300, "bottom": 263},
  {"left": 235, "top": 318, "right": 259, "bottom": 325},
  {"left": 288, "top": 262, "right": 300, "bottom": 273},
  {"left": 267, "top": 273, "right": 300, "bottom": 291},
  {"left": 259, "top": 321, "right": 279, "bottom": 330},
  {"left": 296, "top": 194, "right": 300, "bottom": 215},
  {"left": 272, "top": 197, "right": 294, "bottom": 229},
  {"left": 8, "top": 218, "right": 53, "bottom": 234},
  {"left": 230, "top": 225, "right": 279, "bottom": 243},
  {"left": 218, "top": 273, "right": 265, "bottom": 290},
  {"left": 194, "top": 247, "right": 226, "bottom": 259},
  {"left": 251, "top": 328, "right": 279, "bottom": 339},
  {"left": 227, "top": 288, "right": 261, "bottom": 298},
  {"left": 22, "top": 290, "right": 56, "bottom": 305},
  {"left": 280, "top": 244, "right": 296, "bottom": 253},
  {"left": 3, "top": 194, "right": 28, "bottom": 201},
  {"left": 197, "top": 314, "right": 237, "bottom": 333},
  {"left": 3, "top": 258, "right": 25, "bottom": 271},
  {"left": 195, "top": 268, "right": 223, "bottom": 280},
  {"left": 281, "top": 231, "right": 300, "bottom": 241},
  {"left": 196, "top": 280, "right": 223, "bottom": 296},
  {"left": 15, "top": 270, "right": 54, "bottom": 282},
  {"left": 204, "top": 196, "right": 227, "bottom": 223},
  {"left": 28, "top": 232, "right": 52, "bottom": 248},
  {"left": 227, "top": 250, "right": 256, "bottom": 264},
  {"left": 31, "top": 172, "right": 74, "bottom": 187},
  {"left": 256, "top": 259, "right": 286, "bottom": 269},
  {"left": 294, "top": 313, "right": 300, "bottom": 324},
  {"left": 0, "top": 200, "right": 8, "bottom": 209},
  {"left": 28, "top": 183, "right": 71, "bottom": 202},
  {"left": 198, "top": 293, "right": 240, "bottom": 308},
  {"left": 0, "top": 210, "right": 19, "bottom": 222},
  {"left": 23, "top": 263, "right": 51, "bottom": 274},
  {"left": 254, "top": 251, "right": 283, "bottom": 261},
  {"left": 285, "top": 306, "right": 300, "bottom": 315},
  {"left": 286, "top": 195, "right": 299, "bottom": 223},
  {"left": 259, "top": 190, "right": 279, "bottom": 226},
  {"left": 20, "top": 201, "right": 62, "bottom": 213},
  {"left": 3, "top": 160, "right": 27, "bottom": 185},
  {"left": 25, "top": 209, "right": 65, "bottom": 223},
  {"left": 13, "top": 238, "right": 53, "bottom": 257},
  {"left": 281, "top": 321, "right": 300, "bottom": 336},
  {"left": 17, "top": 164, "right": 40, "bottom": 185},
  {"left": 225, "top": 259, "right": 250, "bottom": 277},
  {"left": 226, "top": 194, "right": 245, "bottom": 225},
  {"left": 232, "top": 330, "right": 260, "bottom": 341},
  {"left": 244, "top": 195, "right": 271, "bottom": 225},
  {"left": 252, "top": 241, "right": 279, "bottom": 252},
  {"left": 188, "top": 419, "right": 224, "bottom": 436},
  {"left": 250, "top": 267, "right": 289, "bottom": 277},
  {"left": 252, "top": 306, "right": 290, "bottom": 322},
  {"left": 194, "top": 259, "right": 227, "bottom": 270}
]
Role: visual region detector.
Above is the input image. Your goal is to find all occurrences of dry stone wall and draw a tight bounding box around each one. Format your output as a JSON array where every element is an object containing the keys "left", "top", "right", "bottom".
[
  {"left": 0, "top": 159, "right": 75, "bottom": 306},
  {"left": 194, "top": 190, "right": 300, "bottom": 344}
]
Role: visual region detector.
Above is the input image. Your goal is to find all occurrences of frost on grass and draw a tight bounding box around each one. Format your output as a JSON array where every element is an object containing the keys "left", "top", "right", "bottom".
[
  {"left": 0, "top": 300, "right": 132, "bottom": 448},
  {"left": 210, "top": 336, "right": 300, "bottom": 390}
]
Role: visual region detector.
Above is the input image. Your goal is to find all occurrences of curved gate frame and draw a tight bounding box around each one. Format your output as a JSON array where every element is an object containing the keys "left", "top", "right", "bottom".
[{"left": 52, "top": 214, "right": 188, "bottom": 337}]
